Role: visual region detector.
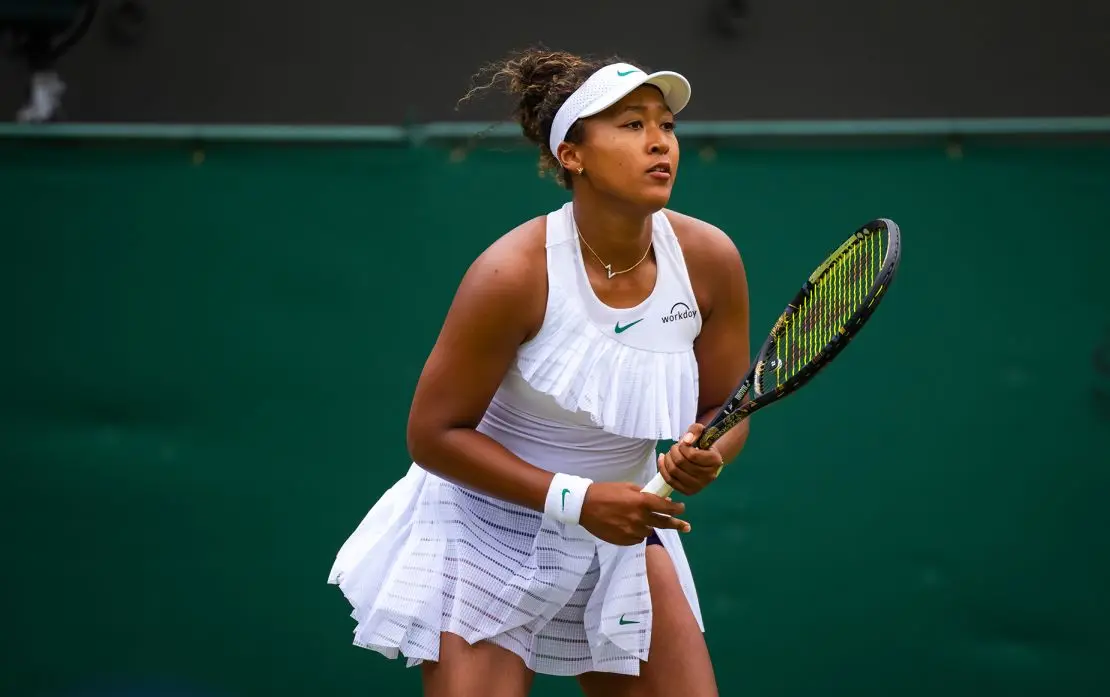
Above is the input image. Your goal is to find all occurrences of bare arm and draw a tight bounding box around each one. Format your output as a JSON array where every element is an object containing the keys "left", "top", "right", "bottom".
[
  {"left": 405, "top": 224, "right": 554, "bottom": 512},
  {"left": 655, "top": 213, "right": 752, "bottom": 495},
  {"left": 689, "top": 222, "right": 752, "bottom": 465}
]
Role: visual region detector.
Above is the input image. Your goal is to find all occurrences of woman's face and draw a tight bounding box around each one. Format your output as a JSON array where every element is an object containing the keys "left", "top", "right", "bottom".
[{"left": 566, "top": 85, "right": 681, "bottom": 211}]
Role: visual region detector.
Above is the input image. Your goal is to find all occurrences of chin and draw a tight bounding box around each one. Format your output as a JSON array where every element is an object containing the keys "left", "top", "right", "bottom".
[
  {"left": 601, "top": 179, "right": 674, "bottom": 213},
  {"left": 633, "top": 187, "right": 673, "bottom": 212}
]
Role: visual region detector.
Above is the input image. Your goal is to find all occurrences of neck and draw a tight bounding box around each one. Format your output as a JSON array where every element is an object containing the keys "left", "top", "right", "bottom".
[{"left": 570, "top": 191, "right": 655, "bottom": 270}]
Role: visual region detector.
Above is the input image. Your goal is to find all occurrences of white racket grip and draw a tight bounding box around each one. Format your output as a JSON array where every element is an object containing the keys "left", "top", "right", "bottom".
[
  {"left": 641, "top": 472, "right": 674, "bottom": 499},
  {"left": 641, "top": 463, "right": 726, "bottom": 499}
]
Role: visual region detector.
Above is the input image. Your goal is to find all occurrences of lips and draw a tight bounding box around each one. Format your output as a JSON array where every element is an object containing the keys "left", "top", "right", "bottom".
[{"left": 646, "top": 161, "right": 672, "bottom": 181}]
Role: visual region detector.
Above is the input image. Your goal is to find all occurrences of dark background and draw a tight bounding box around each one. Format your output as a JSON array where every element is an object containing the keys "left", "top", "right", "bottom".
[{"left": 2, "top": 0, "right": 1110, "bottom": 125}]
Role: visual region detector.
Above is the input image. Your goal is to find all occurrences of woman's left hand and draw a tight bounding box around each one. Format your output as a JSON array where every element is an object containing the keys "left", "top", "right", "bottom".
[{"left": 656, "top": 423, "right": 725, "bottom": 496}]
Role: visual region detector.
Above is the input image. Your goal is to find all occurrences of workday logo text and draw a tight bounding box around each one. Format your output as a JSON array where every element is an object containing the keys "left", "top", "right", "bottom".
[{"left": 661, "top": 302, "right": 698, "bottom": 324}]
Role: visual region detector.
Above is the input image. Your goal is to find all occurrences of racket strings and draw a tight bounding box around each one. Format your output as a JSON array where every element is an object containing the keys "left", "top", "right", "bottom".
[{"left": 774, "top": 229, "right": 887, "bottom": 386}]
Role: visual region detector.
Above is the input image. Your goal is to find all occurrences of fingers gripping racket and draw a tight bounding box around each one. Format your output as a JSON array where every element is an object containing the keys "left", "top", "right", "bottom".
[{"left": 642, "top": 218, "right": 903, "bottom": 499}]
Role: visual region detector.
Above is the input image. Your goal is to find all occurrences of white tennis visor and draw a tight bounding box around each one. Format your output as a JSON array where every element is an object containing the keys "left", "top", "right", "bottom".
[{"left": 547, "top": 62, "right": 692, "bottom": 157}]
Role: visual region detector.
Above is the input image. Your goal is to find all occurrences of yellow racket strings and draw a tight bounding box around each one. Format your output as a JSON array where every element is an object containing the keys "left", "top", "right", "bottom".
[{"left": 774, "top": 230, "right": 886, "bottom": 386}]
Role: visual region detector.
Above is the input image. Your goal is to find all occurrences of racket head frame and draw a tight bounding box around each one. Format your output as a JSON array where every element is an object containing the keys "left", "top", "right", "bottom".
[{"left": 697, "top": 218, "right": 902, "bottom": 449}]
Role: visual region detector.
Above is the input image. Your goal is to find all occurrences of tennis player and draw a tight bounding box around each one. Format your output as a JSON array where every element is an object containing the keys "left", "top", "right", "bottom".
[{"left": 327, "top": 48, "right": 751, "bottom": 697}]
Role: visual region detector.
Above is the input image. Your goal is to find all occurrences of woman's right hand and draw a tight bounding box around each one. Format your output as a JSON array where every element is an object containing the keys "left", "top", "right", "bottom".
[{"left": 579, "top": 482, "right": 691, "bottom": 546}]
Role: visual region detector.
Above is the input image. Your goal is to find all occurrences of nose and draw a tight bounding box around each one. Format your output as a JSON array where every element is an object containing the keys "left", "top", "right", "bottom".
[{"left": 648, "top": 134, "right": 670, "bottom": 155}]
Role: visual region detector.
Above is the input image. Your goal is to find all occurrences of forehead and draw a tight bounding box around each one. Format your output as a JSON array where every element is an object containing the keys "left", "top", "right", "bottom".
[{"left": 603, "top": 84, "right": 670, "bottom": 114}]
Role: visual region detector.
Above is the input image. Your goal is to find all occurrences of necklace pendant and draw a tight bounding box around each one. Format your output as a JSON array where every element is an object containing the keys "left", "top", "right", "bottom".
[{"left": 604, "top": 264, "right": 615, "bottom": 279}]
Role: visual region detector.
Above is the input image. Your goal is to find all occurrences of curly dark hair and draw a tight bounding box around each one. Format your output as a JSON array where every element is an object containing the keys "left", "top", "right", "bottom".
[{"left": 460, "top": 46, "right": 646, "bottom": 189}]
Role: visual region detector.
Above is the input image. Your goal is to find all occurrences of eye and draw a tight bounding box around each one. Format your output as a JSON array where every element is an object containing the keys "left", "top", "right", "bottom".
[
  {"left": 624, "top": 120, "right": 643, "bottom": 130},
  {"left": 662, "top": 121, "right": 676, "bottom": 132}
]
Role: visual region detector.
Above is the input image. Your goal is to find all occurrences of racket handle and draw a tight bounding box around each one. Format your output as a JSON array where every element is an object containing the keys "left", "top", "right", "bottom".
[
  {"left": 641, "top": 464, "right": 727, "bottom": 499},
  {"left": 641, "top": 473, "right": 675, "bottom": 499}
]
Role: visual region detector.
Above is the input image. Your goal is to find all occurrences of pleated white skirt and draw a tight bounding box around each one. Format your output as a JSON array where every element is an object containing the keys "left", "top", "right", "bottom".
[{"left": 327, "top": 464, "right": 703, "bottom": 677}]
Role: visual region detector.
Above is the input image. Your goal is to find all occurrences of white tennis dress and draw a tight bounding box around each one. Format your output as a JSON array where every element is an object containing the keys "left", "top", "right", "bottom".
[{"left": 327, "top": 201, "right": 705, "bottom": 677}]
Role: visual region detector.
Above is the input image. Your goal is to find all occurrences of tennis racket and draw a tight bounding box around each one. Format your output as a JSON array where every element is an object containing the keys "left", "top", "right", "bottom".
[{"left": 642, "top": 218, "right": 903, "bottom": 498}]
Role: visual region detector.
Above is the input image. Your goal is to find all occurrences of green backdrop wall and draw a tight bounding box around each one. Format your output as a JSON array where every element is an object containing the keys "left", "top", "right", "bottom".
[{"left": 2, "top": 135, "right": 1109, "bottom": 697}]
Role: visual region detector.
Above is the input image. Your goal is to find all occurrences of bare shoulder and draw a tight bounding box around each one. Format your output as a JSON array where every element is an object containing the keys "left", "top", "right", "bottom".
[
  {"left": 408, "top": 215, "right": 549, "bottom": 448},
  {"left": 662, "top": 209, "right": 746, "bottom": 319},
  {"left": 448, "top": 214, "right": 548, "bottom": 342},
  {"left": 465, "top": 214, "right": 547, "bottom": 288},
  {"left": 662, "top": 209, "right": 742, "bottom": 268}
]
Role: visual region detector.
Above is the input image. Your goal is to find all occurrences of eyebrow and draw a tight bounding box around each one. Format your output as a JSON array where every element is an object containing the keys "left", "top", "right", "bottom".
[{"left": 617, "top": 104, "right": 674, "bottom": 115}]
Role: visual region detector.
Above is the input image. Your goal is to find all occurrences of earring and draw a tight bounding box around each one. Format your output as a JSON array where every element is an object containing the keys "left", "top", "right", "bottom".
[{"left": 577, "top": 167, "right": 584, "bottom": 175}]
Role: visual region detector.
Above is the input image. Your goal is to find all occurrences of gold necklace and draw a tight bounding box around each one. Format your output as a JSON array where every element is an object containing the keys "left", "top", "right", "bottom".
[{"left": 576, "top": 228, "right": 654, "bottom": 280}]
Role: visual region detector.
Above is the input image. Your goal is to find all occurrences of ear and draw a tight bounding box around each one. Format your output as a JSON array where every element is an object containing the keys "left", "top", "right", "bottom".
[{"left": 555, "top": 141, "right": 584, "bottom": 175}]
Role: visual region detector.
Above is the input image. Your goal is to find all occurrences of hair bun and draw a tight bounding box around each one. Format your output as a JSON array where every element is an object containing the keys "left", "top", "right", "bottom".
[
  {"left": 459, "top": 47, "right": 639, "bottom": 189},
  {"left": 501, "top": 50, "right": 585, "bottom": 147}
]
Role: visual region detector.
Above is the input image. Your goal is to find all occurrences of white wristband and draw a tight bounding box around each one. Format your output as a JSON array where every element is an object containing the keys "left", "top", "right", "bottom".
[{"left": 544, "top": 473, "right": 593, "bottom": 526}]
